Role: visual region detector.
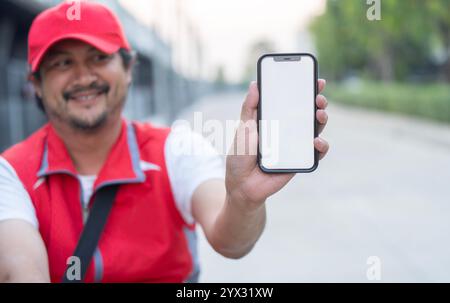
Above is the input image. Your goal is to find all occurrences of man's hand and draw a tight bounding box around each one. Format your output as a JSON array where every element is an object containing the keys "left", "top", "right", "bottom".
[
  {"left": 225, "top": 79, "right": 330, "bottom": 212},
  {"left": 193, "top": 80, "right": 329, "bottom": 259}
]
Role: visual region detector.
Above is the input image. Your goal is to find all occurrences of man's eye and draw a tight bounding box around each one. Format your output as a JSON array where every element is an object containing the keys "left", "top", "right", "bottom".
[
  {"left": 93, "top": 54, "right": 110, "bottom": 62},
  {"left": 52, "top": 59, "right": 72, "bottom": 68}
]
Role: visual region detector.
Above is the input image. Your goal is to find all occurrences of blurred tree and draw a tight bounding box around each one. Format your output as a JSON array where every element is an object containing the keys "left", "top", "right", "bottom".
[
  {"left": 213, "top": 65, "right": 227, "bottom": 90},
  {"left": 426, "top": 0, "right": 450, "bottom": 81},
  {"left": 241, "top": 40, "right": 275, "bottom": 84},
  {"left": 310, "top": 0, "right": 449, "bottom": 82}
]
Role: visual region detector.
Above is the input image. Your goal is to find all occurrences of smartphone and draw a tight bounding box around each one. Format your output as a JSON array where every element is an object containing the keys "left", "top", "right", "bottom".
[{"left": 257, "top": 53, "right": 318, "bottom": 173}]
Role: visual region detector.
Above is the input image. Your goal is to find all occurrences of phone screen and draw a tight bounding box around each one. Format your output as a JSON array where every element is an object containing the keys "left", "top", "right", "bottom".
[{"left": 258, "top": 54, "right": 317, "bottom": 172}]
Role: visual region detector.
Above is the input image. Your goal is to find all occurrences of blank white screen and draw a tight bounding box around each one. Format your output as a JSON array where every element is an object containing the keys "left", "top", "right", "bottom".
[{"left": 260, "top": 55, "right": 315, "bottom": 170}]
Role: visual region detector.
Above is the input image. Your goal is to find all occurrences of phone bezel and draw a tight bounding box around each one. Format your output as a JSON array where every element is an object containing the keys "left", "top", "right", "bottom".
[{"left": 257, "top": 53, "right": 319, "bottom": 174}]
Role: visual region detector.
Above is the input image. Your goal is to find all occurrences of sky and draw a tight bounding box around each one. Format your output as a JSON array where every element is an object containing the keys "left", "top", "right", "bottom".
[{"left": 119, "top": 0, "right": 326, "bottom": 82}]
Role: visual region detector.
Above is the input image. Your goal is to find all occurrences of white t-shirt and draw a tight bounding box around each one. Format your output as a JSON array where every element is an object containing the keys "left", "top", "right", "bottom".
[
  {"left": 0, "top": 127, "right": 225, "bottom": 228},
  {"left": 79, "top": 175, "right": 97, "bottom": 207}
]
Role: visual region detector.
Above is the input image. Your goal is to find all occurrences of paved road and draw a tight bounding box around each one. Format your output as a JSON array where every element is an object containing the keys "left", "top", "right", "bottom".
[{"left": 176, "top": 90, "right": 450, "bottom": 282}]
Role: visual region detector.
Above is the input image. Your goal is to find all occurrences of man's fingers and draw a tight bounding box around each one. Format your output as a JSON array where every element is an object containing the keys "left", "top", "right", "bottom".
[
  {"left": 314, "top": 137, "right": 329, "bottom": 160},
  {"left": 316, "top": 109, "right": 328, "bottom": 135},
  {"left": 316, "top": 109, "right": 328, "bottom": 124},
  {"left": 316, "top": 94, "right": 328, "bottom": 109},
  {"left": 240, "top": 81, "right": 259, "bottom": 122},
  {"left": 318, "top": 79, "right": 326, "bottom": 94}
]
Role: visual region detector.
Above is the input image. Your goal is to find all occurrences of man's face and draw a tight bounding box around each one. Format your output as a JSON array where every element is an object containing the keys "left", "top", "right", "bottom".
[{"left": 32, "top": 39, "right": 132, "bottom": 130}]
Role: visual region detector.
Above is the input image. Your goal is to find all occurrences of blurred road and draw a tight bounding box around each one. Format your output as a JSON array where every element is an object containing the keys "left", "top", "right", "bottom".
[{"left": 177, "top": 90, "right": 450, "bottom": 282}]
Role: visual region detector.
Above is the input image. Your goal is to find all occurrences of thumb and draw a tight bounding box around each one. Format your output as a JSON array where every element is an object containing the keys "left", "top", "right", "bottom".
[{"left": 240, "top": 81, "right": 259, "bottom": 123}]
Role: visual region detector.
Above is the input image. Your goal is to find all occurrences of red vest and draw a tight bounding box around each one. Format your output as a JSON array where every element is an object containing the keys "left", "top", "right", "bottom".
[{"left": 1, "top": 119, "right": 198, "bottom": 283}]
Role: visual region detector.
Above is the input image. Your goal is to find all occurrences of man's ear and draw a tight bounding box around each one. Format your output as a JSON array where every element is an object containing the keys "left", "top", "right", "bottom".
[
  {"left": 28, "top": 72, "right": 43, "bottom": 98},
  {"left": 126, "top": 53, "right": 137, "bottom": 85}
]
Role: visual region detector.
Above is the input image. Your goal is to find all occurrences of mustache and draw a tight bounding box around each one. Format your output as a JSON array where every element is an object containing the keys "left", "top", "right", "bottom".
[{"left": 63, "top": 82, "right": 110, "bottom": 101}]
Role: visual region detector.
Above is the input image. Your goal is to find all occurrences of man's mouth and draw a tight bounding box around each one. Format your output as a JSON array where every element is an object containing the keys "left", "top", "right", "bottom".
[
  {"left": 63, "top": 85, "right": 110, "bottom": 103},
  {"left": 69, "top": 90, "right": 105, "bottom": 102}
]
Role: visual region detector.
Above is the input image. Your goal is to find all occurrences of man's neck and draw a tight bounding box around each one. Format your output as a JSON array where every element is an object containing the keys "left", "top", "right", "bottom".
[{"left": 51, "top": 116, "right": 123, "bottom": 176}]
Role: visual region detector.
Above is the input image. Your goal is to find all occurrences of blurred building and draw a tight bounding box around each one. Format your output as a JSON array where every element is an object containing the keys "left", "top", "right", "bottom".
[{"left": 0, "top": 0, "right": 209, "bottom": 152}]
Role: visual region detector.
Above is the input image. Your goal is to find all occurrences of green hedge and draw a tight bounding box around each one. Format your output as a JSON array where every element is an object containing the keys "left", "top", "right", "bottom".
[{"left": 326, "top": 82, "right": 450, "bottom": 123}]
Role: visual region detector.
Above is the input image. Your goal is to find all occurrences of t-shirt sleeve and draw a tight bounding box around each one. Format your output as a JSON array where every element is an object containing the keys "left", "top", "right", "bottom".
[
  {"left": 0, "top": 156, "right": 39, "bottom": 229},
  {"left": 164, "top": 127, "right": 225, "bottom": 225}
]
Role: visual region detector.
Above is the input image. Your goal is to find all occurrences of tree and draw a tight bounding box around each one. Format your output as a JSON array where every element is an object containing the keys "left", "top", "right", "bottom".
[
  {"left": 241, "top": 40, "right": 275, "bottom": 84},
  {"left": 310, "top": 0, "right": 448, "bottom": 82}
]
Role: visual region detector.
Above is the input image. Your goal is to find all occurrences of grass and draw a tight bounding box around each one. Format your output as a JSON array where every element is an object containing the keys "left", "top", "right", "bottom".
[{"left": 326, "top": 81, "right": 450, "bottom": 123}]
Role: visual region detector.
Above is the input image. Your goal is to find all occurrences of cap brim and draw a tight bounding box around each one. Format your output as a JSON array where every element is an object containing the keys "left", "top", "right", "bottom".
[{"left": 31, "top": 33, "right": 122, "bottom": 72}]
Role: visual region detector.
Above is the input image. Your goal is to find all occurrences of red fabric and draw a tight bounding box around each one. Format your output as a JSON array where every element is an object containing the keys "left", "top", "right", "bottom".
[
  {"left": 28, "top": 1, "right": 130, "bottom": 72},
  {"left": 2, "top": 119, "right": 194, "bottom": 283}
]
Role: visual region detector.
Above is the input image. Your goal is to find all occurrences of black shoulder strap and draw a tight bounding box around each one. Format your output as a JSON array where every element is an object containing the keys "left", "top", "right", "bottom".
[{"left": 62, "top": 185, "right": 119, "bottom": 283}]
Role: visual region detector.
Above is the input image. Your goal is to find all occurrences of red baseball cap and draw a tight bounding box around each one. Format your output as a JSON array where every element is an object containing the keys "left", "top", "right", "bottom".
[{"left": 28, "top": 1, "right": 131, "bottom": 72}]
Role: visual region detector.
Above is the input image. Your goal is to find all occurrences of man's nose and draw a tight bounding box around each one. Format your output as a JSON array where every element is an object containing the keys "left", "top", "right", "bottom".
[{"left": 71, "top": 63, "right": 98, "bottom": 87}]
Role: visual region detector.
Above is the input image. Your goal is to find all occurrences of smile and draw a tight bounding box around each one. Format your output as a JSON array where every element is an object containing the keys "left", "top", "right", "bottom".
[
  {"left": 64, "top": 85, "right": 110, "bottom": 103},
  {"left": 70, "top": 91, "right": 104, "bottom": 102}
]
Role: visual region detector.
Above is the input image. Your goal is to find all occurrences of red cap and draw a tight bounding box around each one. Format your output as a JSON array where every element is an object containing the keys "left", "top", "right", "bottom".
[{"left": 28, "top": 1, "right": 131, "bottom": 72}]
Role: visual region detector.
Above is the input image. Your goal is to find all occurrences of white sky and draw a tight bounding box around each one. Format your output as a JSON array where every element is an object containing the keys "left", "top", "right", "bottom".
[{"left": 119, "top": 0, "right": 325, "bottom": 82}]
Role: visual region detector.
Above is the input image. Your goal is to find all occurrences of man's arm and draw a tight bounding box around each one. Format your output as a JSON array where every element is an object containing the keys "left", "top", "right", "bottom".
[
  {"left": 0, "top": 220, "right": 50, "bottom": 283},
  {"left": 192, "top": 179, "right": 265, "bottom": 259},
  {"left": 192, "top": 80, "right": 329, "bottom": 259}
]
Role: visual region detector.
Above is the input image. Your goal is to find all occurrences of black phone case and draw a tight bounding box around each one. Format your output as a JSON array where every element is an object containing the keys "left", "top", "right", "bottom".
[{"left": 257, "top": 53, "right": 319, "bottom": 174}]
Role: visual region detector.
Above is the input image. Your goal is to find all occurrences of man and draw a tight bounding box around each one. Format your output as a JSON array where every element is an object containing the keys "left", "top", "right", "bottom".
[{"left": 0, "top": 2, "right": 329, "bottom": 283}]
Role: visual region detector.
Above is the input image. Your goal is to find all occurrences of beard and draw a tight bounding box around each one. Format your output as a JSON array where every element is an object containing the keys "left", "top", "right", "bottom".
[
  {"left": 67, "top": 109, "right": 109, "bottom": 131},
  {"left": 63, "top": 81, "right": 111, "bottom": 131},
  {"left": 44, "top": 81, "right": 126, "bottom": 133}
]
